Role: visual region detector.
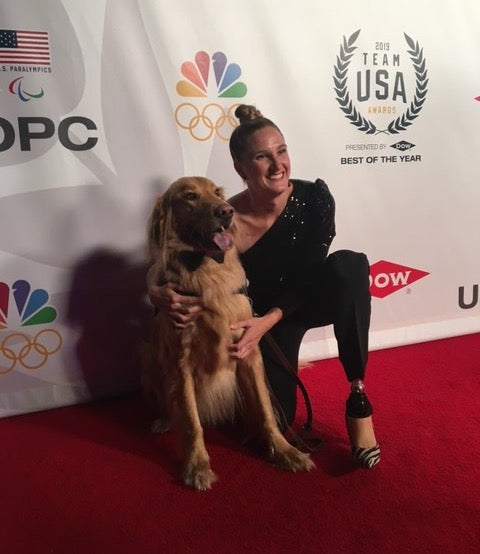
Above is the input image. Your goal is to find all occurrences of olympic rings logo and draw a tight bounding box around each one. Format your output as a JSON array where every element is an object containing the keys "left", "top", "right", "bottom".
[
  {"left": 0, "top": 328, "right": 62, "bottom": 374},
  {"left": 175, "top": 103, "right": 239, "bottom": 141}
]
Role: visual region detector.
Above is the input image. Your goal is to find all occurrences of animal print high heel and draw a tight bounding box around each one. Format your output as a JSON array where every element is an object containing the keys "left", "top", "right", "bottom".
[{"left": 345, "top": 381, "right": 381, "bottom": 469}]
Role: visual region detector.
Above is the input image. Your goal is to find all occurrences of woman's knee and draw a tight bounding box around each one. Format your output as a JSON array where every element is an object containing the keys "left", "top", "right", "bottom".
[{"left": 327, "top": 249, "right": 369, "bottom": 279}]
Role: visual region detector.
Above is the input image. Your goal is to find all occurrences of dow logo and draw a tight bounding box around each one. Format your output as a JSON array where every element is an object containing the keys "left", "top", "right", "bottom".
[
  {"left": 175, "top": 50, "right": 248, "bottom": 141},
  {"left": 369, "top": 260, "right": 429, "bottom": 298},
  {"left": 0, "top": 279, "right": 62, "bottom": 374},
  {"left": 390, "top": 140, "right": 415, "bottom": 151}
]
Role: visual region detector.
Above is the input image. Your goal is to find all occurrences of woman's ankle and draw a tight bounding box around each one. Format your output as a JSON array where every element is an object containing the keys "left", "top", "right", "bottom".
[{"left": 346, "top": 381, "right": 373, "bottom": 419}]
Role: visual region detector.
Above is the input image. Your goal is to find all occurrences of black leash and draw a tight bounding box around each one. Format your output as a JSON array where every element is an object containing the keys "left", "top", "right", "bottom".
[
  {"left": 262, "top": 331, "right": 324, "bottom": 453},
  {"left": 238, "top": 284, "right": 323, "bottom": 451}
]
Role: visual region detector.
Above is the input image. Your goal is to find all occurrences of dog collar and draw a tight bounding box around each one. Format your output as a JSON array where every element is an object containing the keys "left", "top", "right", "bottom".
[{"left": 179, "top": 250, "right": 225, "bottom": 271}]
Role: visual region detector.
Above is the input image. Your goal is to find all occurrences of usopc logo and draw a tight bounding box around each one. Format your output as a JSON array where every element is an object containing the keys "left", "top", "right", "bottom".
[
  {"left": 458, "top": 284, "right": 478, "bottom": 309},
  {"left": 8, "top": 76, "right": 44, "bottom": 101},
  {"left": 175, "top": 50, "right": 247, "bottom": 141},
  {"left": 0, "top": 279, "right": 62, "bottom": 373},
  {"left": 390, "top": 140, "right": 415, "bottom": 151},
  {"left": 369, "top": 260, "right": 429, "bottom": 298},
  {"left": 333, "top": 30, "right": 428, "bottom": 135}
]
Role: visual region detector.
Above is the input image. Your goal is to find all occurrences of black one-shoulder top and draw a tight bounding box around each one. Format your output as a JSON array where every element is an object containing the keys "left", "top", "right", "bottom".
[{"left": 239, "top": 178, "right": 336, "bottom": 317}]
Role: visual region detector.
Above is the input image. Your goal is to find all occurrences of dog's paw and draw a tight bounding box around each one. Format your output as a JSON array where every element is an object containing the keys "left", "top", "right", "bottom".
[
  {"left": 270, "top": 444, "right": 316, "bottom": 473},
  {"left": 182, "top": 460, "right": 218, "bottom": 491},
  {"left": 150, "top": 417, "right": 170, "bottom": 434}
]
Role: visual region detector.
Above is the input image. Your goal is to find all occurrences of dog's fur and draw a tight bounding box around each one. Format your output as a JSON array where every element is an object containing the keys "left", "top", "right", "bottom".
[{"left": 142, "top": 176, "right": 313, "bottom": 490}]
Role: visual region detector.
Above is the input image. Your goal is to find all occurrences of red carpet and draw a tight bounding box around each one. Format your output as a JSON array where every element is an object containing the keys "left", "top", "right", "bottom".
[{"left": 1, "top": 333, "right": 479, "bottom": 553}]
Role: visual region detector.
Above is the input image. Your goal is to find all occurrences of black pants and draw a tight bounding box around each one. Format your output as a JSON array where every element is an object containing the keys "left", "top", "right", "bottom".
[{"left": 259, "top": 250, "right": 371, "bottom": 425}]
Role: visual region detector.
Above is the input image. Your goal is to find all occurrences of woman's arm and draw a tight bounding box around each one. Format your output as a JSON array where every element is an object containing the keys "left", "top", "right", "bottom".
[
  {"left": 229, "top": 307, "right": 283, "bottom": 359},
  {"left": 147, "top": 264, "right": 203, "bottom": 329}
]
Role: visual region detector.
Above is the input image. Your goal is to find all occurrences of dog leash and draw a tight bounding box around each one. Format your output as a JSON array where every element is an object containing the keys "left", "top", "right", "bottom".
[
  {"left": 238, "top": 285, "right": 324, "bottom": 453},
  {"left": 262, "top": 331, "right": 324, "bottom": 453}
]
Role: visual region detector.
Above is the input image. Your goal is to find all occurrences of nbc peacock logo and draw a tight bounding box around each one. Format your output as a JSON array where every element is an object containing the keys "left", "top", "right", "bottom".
[
  {"left": 175, "top": 51, "right": 248, "bottom": 141},
  {"left": 0, "top": 279, "right": 62, "bottom": 374}
]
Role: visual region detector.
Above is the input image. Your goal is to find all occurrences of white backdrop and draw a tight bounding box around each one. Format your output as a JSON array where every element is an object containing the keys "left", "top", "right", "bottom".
[{"left": 1, "top": 0, "right": 479, "bottom": 417}]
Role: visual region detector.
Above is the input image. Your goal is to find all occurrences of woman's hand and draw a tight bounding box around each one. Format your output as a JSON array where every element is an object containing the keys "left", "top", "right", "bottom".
[
  {"left": 229, "top": 308, "right": 282, "bottom": 359},
  {"left": 148, "top": 281, "right": 203, "bottom": 329}
]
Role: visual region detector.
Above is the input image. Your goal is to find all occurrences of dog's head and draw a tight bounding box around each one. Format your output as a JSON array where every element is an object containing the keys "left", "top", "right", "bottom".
[{"left": 148, "top": 177, "right": 235, "bottom": 259}]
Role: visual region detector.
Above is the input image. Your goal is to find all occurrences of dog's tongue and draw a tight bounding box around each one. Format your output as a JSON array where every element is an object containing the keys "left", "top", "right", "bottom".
[{"left": 212, "top": 231, "right": 234, "bottom": 251}]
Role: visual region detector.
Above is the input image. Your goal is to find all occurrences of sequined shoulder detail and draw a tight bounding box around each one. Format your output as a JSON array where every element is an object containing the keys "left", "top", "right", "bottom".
[{"left": 281, "top": 179, "right": 335, "bottom": 223}]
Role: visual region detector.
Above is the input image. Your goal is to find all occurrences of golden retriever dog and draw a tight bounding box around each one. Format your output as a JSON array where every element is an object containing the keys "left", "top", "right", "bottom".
[{"left": 142, "top": 176, "right": 314, "bottom": 490}]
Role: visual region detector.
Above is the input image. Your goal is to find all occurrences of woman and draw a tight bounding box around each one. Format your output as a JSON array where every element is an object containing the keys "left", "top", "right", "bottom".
[{"left": 148, "top": 104, "right": 380, "bottom": 469}]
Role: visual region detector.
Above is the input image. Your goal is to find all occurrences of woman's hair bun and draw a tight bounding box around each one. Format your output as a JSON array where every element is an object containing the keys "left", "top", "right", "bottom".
[{"left": 234, "top": 104, "right": 263, "bottom": 124}]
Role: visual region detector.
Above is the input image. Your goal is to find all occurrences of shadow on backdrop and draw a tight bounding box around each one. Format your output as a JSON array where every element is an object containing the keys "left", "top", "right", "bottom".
[{"left": 66, "top": 248, "right": 152, "bottom": 399}]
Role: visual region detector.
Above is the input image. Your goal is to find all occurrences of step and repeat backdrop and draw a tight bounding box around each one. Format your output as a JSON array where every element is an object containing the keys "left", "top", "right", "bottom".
[{"left": 1, "top": 0, "right": 479, "bottom": 417}]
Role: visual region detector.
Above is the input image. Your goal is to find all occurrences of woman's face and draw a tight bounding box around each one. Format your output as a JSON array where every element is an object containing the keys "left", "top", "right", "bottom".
[{"left": 234, "top": 126, "right": 291, "bottom": 196}]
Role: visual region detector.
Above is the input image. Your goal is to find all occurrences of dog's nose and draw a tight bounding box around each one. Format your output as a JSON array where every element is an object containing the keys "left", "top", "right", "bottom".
[{"left": 215, "top": 204, "right": 234, "bottom": 220}]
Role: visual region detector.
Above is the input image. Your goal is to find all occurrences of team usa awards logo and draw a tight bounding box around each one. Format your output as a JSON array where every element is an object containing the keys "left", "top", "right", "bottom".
[
  {"left": 334, "top": 30, "right": 428, "bottom": 166},
  {"left": 369, "top": 260, "right": 429, "bottom": 299},
  {"left": 175, "top": 50, "right": 247, "bottom": 141},
  {"left": 0, "top": 280, "right": 62, "bottom": 374}
]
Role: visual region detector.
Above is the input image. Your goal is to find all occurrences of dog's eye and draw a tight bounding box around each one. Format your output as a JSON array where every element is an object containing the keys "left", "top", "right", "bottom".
[
  {"left": 184, "top": 192, "right": 198, "bottom": 201},
  {"left": 214, "top": 188, "right": 223, "bottom": 197}
]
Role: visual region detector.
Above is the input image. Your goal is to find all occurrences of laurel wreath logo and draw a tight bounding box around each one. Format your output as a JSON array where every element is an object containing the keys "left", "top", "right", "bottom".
[{"left": 333, "top": 30, "right": 428, "bottom": 135}]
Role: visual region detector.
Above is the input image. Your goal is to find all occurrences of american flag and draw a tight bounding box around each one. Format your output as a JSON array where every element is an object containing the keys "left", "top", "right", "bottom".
[{"left": 0, "top": 29, "right": 51, "bottom": 66}]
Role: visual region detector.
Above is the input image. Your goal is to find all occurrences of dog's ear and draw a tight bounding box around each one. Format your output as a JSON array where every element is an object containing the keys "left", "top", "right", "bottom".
[{"left": 147, "top": 195, "right": 167, "bottom": 259}]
